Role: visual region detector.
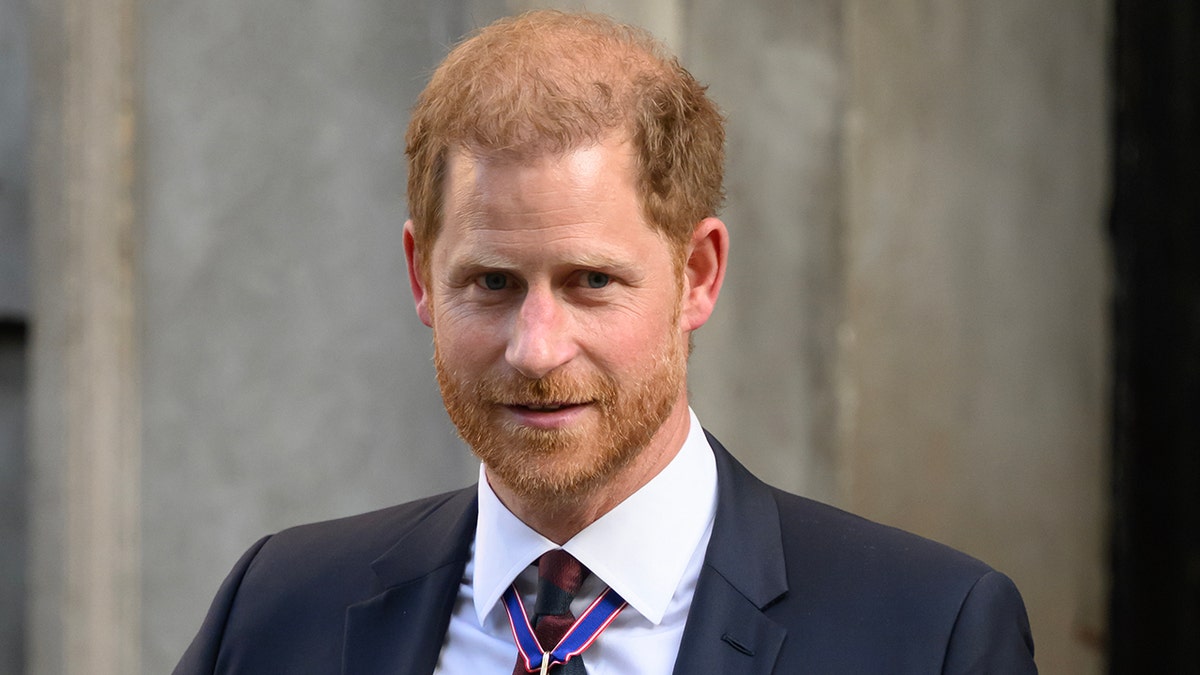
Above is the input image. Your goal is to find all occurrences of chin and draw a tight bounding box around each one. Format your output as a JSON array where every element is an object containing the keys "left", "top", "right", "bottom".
[{"left": 473, "top": 426, "right": 643, "bottom": 504}]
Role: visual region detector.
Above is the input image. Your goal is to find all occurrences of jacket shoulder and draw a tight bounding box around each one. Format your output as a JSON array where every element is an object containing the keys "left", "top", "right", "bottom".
[
  {"left": 767, "top": 489, "right": 1035, "bottom": 670},
  {"left": 770, "top": 487, "right": 994, "bottom": 584},
  {"left": 177, "top": 487, "right": 477, "bottom": 673},
  {"left": 702, "top": 433, "right": 1035, "bottom": 671}
]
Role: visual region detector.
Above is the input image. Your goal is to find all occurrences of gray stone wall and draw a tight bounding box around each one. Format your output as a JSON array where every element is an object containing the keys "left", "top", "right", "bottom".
[
  {"left": 137, "top": 2, "right": 510, "bottom": 668},
  {"left": 0, "top": 0, "right": 29, "bottom": 317},
  {"left": 0, "top": 0, "right": 29, "bottom": 671},
  {"left": 841, "top": 3, "right": 1109, "bottom": 670},
  {"left": 684, "top": 0, "right": 845, "bottom": 503}
]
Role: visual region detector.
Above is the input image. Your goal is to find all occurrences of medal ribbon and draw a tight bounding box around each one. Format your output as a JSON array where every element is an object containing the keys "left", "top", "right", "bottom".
[{"left": 503, "top": 582, "right": 627, "bottom": 674}]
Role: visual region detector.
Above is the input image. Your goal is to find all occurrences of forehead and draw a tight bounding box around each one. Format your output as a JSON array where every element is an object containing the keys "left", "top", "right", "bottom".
[
  {"left": 431, "top": 140, "right": 678, "bottom": 273},
  {"left": 444, "top": 139, "right": 638, "bottom": 216}
]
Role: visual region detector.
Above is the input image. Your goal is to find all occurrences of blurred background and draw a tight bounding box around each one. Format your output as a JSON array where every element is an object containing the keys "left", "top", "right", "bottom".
[{"left": 1, "top": 0, "right": 1195, "bottom": 673}]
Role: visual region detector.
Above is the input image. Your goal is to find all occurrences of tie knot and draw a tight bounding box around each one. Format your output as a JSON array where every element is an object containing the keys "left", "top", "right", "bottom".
[{"left": 535, "top": 550, "right": 588, "bottom": 615}]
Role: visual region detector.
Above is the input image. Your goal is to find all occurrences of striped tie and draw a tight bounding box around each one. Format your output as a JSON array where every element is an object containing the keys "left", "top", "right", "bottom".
[{"left": 513, "top": 550, "right": 589, "bottom": 674}]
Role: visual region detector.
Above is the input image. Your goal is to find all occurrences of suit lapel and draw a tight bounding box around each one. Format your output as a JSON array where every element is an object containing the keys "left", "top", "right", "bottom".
[
  {"left": 671, "top": 434, "right": 788, "bottom": 674},
  {"left": 342, "top": 488, "right": 478, "bottom": 675}
]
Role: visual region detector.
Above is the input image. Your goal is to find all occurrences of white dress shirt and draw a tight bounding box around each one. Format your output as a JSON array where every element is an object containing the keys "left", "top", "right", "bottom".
[{"left": 434, "top": 408, "right": 718, "bottom": 674}]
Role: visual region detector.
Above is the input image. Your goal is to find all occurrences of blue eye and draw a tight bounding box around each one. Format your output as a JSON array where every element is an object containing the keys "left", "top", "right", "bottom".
[
  {"left": 585, "top": 271, "right": 610, "bottom": 289},
  {"left": 482, "top": 273, "right": 507, "bottom": 290}
]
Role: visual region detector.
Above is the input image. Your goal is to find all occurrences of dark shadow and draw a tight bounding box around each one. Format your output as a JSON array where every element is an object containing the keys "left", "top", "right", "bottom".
[
  {"left": 0, "top": 319, "right": 27, "bottom": 672},
  {"left": 1110, "top": 1, "right": 1200, "bottom": 671}
]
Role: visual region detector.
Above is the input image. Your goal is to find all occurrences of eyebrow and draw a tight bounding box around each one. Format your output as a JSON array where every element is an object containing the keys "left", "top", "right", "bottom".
[{"left": 447, "top": 249, "right": 639, "bottom": 275}]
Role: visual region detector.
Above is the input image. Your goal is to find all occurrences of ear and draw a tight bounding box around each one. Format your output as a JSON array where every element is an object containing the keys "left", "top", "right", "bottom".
[
  {"left": 403, "top": 220, "right": 434, "bottom": 327},
  {"left": 680, "top": 217, "right": 728, "bottom": 332}
]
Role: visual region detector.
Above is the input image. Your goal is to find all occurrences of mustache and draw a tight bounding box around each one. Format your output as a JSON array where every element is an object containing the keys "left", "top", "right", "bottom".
[{"left": 473, "top": 371, "right": 618, "bottom": 406}]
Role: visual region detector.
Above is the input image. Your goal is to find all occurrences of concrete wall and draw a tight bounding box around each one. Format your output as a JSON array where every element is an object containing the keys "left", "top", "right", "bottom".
[
  {"left": 0, "top": 0, "right": 30, "bottom": 318},
  {"left": 841, "top": 3, "right": 1110, "bottom": 670},
  {"left": 684, "top": 0, "right": 845, "bottom": 503},
  {"left": 0, "top": 0, "right": 29, "bottom": 671},
  {"left": 137, "top": 2, "right": 511, "bottom": 668},
  {"left": 22, "top": 0, "right": 1110, "bottom": 672}
]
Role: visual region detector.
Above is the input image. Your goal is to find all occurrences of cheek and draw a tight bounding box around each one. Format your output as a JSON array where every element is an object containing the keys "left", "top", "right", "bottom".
[
  {"left": 433, "top": 305, "right": 509, "bottom": 361},
  {"left": 584, "top": 308, "right": 678, "bottom": 364}
]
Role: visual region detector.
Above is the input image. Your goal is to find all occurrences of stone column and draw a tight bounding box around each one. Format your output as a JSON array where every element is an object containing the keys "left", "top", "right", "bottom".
[
  {"left": 27, "top": 0, "right": 141, "bottom": 672},
  {"left": 684, "top": 0, "right": 845, "bottom": 503},
  {"left": 840, "top": 2, "right": 1109, "bottom": 671}
]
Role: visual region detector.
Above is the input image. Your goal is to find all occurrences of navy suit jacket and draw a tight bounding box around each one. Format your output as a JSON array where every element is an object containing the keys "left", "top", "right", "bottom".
[{"left": 176, "top": 434, "right": 1036, "bottom": 673}]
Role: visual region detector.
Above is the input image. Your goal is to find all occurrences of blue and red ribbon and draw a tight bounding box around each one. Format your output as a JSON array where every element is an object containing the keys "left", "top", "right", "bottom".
[{"left": 503, "top": 582, "right": 628, "bottom": 673}]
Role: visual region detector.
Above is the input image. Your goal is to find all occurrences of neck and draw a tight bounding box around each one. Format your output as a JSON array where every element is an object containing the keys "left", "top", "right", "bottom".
[{"left": 487, "top": 399, "right": 692, "bottom": 545}]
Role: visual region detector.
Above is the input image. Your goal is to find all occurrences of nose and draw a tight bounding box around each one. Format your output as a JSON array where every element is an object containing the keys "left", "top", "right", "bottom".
[{"left": 505, "top": 287, "right": 577, "bottom": 379}]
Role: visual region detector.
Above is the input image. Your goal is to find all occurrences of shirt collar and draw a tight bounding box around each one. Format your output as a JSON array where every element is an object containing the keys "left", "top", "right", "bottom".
[{"left": 472, "top": 407, "right": 718, "bottom": 625}]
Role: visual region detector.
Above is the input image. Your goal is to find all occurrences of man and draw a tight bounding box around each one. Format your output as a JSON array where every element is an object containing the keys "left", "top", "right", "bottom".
[{"left": 176, "top": 10, "right": 1036, "bottom": 674}]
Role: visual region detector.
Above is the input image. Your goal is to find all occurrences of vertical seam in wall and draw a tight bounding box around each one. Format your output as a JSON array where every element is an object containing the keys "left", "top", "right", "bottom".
[
  {"left": 833, "top": 0, "right": 860, "bottom": 510},
  {"left": 60, "top": 0, "right": 141, "bottom": 672}
]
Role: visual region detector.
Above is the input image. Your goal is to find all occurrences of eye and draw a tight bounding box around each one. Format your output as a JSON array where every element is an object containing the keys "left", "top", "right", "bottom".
[
  {"left": 584, "top": 271, "right": 610, "bottom": 289},
  {"left": 480, "top": 272, "right": 508, "bottom": 291}
]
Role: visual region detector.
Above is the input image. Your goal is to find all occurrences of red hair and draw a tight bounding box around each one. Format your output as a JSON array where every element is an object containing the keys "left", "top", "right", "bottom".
[{"left": 405, "top": 10, "right": 725, "bottom": 274}]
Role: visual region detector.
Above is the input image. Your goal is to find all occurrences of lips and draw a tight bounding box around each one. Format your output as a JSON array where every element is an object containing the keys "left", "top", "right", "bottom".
[
  {"left": 509, "top": 401, "right": 584, "bottom": 412},
  {"left": 501, "top": 400, "right": 591, "bottom": 429}
]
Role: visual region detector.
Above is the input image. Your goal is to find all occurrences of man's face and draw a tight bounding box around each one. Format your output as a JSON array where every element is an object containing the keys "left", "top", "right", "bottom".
[{"left": 414, "top": 138, "right": 692, "bottom": 503}]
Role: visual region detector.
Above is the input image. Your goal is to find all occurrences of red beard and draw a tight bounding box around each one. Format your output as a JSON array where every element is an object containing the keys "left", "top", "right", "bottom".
[{"left": 434, "top": 335, "right": 686, "bottom": 504}]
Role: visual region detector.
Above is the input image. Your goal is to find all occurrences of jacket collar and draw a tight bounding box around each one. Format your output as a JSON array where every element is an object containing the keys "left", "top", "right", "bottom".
[
  {"left": 670, "top": 432, "right": 789, "bottom": 674},
  {"left": 368, "top": 487, "right": 478, "bottom": 587},
  {"left": 343, "top": 488, "right": 477, "bottom": 675}
]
